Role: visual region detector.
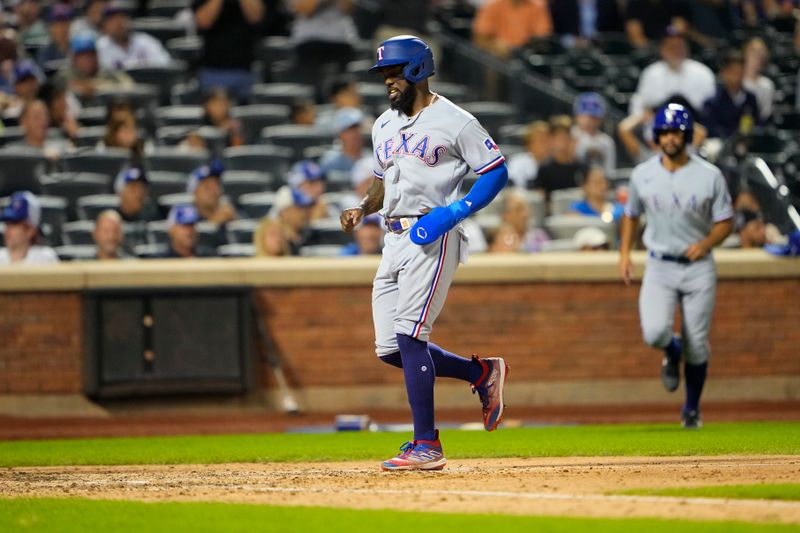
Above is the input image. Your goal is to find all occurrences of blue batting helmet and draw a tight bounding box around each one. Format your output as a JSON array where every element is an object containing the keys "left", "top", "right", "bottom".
[
  {"left": 652, "top": 103, "right": 694, "bottom": 144},
  {"left": 368, "top": 35, "right": 434, "bottom": 84}
]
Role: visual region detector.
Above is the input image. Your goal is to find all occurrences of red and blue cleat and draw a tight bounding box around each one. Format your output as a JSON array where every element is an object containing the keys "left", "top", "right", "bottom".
[
  {"left": 472, "top": 356, "right": 509, "bottom": 431},
  {"left": 381, "top": 430, "right": 447, "bottom": 471}
]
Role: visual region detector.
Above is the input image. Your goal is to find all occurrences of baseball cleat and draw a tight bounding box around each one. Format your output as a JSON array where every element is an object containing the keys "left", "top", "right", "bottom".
[
  {"left": 381, "top": 430, "right": 447, "bottom": 471},
  {"left": 472, "top": 356, "right": 509, "bottom": 431},
  {"left": 681, "top": 409, "right": 703, "bottom": 429},
  {"left": 660, "top": 356, "right": 680, "bottom": 392}
]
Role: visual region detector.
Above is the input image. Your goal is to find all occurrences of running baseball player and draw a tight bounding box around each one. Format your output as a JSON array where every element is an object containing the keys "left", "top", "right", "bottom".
[
  {"left": 619, "top": 103, "right": 734, "bottom": 429},
  {"left": 340, "top": 35, "right": 509, "bottom": 471}
]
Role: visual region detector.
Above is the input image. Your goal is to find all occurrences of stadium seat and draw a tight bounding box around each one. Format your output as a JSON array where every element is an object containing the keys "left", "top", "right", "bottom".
[
  {"left": 0, "top": 126, "right": 25, "bottom": 147},
  {"left": 299, "top": 244, "right": 345, "bottom": 257},
  {"left": 77, "top": 194, "right": 120, "bottom": 221},
  {"left": 250, "top": 83, "right": 315, "bottom": 106},
  {"left": 147, "top": 171, "right": 187, "bottom": 198},
  {"left": 223, "top": 145, "right": 293, "bottom": 177},
  {"left": 460, "top": 102, "right": 517, "bottom": 140},
  {"left": 134, "top": 243, "right": 168, "bottom": 258},
  {"left": 222, "top": 171, "right": 275, "bottom": 203},
  {"left": 126, "top": 61, "right": 190, "bottom": 106},
  {"left": 544, "top": 215, "right": 617, "bottom": 248},
  {"left": 146, "top": 220, "right": 169, "bottom": 244},
  {"left": 540, "top": 238, "right": 580, "bottom": 252},
  {"left": 171, "top": 81, "right": 203, "bottom": 105},
  {"left": 166, "top": 36, "right": 203, "bottom": 66},
  {"left": 226, "top": 219, "right": 259, "bottom": 245},
  {"left": 130, "top": 17, "right": 186, "bottom": 46},
  {"left": 146, "top": 148, "right": 210, "bottom": 173},
  {"left": 155, "top": 125, "right": 227, "bottom": 158},
  {"left": 324, "top": 169, "right": 353, "bottom": 192},
  {"left": 550, "top": 188, "right": 584, "bottom": 216},
  {"left": 74, "top": 126, "right": 107, "bottom": 148},
  {"left": 306, "top": 218, "right": 356, "bottom": 246},
  {"left": 237, "top": 192, "right": 277, "bottom": 219},
  {"left": 149, "top": 0, "right": 192, "bottom": 18},
  {"left": 54, "top": 244, "right": 97, "bottom": 261},
  {"left": 41, "top": 172, "right": 111, "bottom": 220},
  {"left": 525, "top": 190, "right": 546, "bottom": 229},
  {"left": 498, "top": 124, "right": 528, "bottom": 146},
  {"left": 61, "top": 149, "right": 131, "bottom": 179},
  {"left": 429, "top": 81, "right": 470, "bottom": 102},
  {"left": 91, "top": 85, "right": 160, "bottom": 116},
  {"left": 61, "top": 220, "right": 96, "bottom": 245},
  {"left": 232, "top": 104, "right": 292, "bottom": 145},
  {"left": 356, "top": 82, "right": 390, "bottom": 114},
  {"left": 217, "top": 243, "right": 255, "bottom": 257},
  {"left": 155, "top": 106, "right": 205, "bottom": 128},
  {"left": 156, "top": 192, "right": 194, "bottom": 216},
  {"left": 260, "top": 125, "right": 330, "bottom": 161},
  {"left": 0, "top": 148, "right": 47, "bottom": 196},
  {"left": 76, "top": 106, "right": 107, "bottom": 127}
]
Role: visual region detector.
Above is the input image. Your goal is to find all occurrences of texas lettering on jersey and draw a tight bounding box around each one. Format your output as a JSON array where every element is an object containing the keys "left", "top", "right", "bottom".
[
  {"left": 376, "top": 131, "right": 448, "bottom": 168},
  {"left": 640, "top": 193, "right": 713, "bottom": 215}
]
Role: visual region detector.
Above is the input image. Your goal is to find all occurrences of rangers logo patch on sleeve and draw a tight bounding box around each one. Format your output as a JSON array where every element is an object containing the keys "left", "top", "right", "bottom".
[{"left": 484, "top": 138, "right": 499, "bottom": 151}]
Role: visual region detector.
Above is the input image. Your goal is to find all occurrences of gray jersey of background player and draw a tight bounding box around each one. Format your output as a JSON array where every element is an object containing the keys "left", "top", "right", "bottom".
[
  {"left": 619, "top": 103, "right": 734, "bottom": 430},
  {"left": 340, "top": 35, "right": 509, "bottom": 472}
]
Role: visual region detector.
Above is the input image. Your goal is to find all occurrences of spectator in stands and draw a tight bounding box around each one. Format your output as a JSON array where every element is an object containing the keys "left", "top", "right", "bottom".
[
  {"left": 9, "top": 98, "right": 72, "bottom": 160},
  {"left": 625, "top": 0, "right": 691, "bottom": 47},
  {"left": 743, "top": 37, "right": 775, "bottom": 121},
  {"left": 253, "top": 217, "right": 291, "bottom": 257},
  {"left": 320, "top": 107, "right": 367, "bottom": 174},
  {"left": 572, "top": 92, "right": 615, "bottom": 177},
  {"left": 535, "top": 115, "right": 587, "bottom": 208},
  {"left": 99, "top": 110, "right": 145, "bottom": 161},
  {"left": 12, "top": 0, "right": 48, "bottom": 46},
  {"left": 271, "top": 184, "right": 314, "bottom": 255},
  {"left": 70, "top": 0, "right": 107, "bottom": 39},
  {"left": 36, "top": 3, "right": 75, "bottom": 66},
  {"left": 187, "top": 161, "right": 238, "bottom": 225},
  {"left": 290, "top": 98, "right": 317, "bottom": 126},
  {"left": 92, "top": 209, "right": 130, "bottom": 259},
  {"left": 628, "top": 27, "right": 716, "bottom": 117},
  {"left": 96, "top": 5, "right": 171, "bottom": 70},
  {"left": 58, "top": 33, "right": 134, "bottom": 98},
  {"left": 287, "top": 159, "right": 329, "bottom": 221},
  {"left": 549, "top": 0, "right": 622, "bottom": 48},
  {"left": 162, "top": 204, "right": 216, "bottom": 258},
  {"left": 115, "top": 167, "right": 159, "bottom": 223},
  {"left": 201, "top": 88, "right": 243, "bottom": 147},
  {"left": 735, "top": 208, "right": 768, "bottom": 248},
  {"left": 473, "top": 0, "right": 553, "bottom": 59},
  {"left": 340, "top": 214, "right": 384, "bottom": 256},
  {"left": 316, "top": 76, "right": 362, "bottom": 133},
  {"left": 569, "top": 165, "right": 623, "bottom": 223},
  {"left": 288, "top": 0, "right": 358, "bottom": 99},
  {"left": 687, "top": 0, "right": 736, "bottom": 47},
  {"left": 0, "top": 191, "right": 59, "bottom": 264},
  {"left": 3, "top": 59, "right": 43, "bottom": 120},
  {"left": 702, "top": 50, "right": 761, "bottom": 140},
  {"left": 38, "top": 78, "right": 79, "bottom": 142},
  {"left": 0, "top": 30, "right": 20, "bottom": 96},
  {"left": 507, "top": 120, "right": 551, "bottom": 189},
  {"left": 193, "top": 0, "right": 264, "bottom": 104},
  {"left": 572, "top": 226, "right": 609, "bottom": 251},
  {"left": 490, "top": 189, "right": 550, "bottom": 252},
  {"left": 346, "top": 156, "right": 374, "bottom": 207}
]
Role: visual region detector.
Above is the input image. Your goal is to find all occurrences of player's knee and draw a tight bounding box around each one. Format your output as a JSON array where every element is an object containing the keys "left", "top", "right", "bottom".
[
  {"left": 683, "top": 342, "right": 710, "bottom": 365},
  {"left": 641, "top": 325, "right": 672, "bottom": 349},
  {"left": 379, "top": 352, "right": 403, "bottom": 368}
]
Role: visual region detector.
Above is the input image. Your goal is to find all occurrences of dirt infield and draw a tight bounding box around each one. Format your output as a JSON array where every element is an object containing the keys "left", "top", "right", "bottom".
[{"left": 2, "top": 456, "right": 798, "bottom": 524}]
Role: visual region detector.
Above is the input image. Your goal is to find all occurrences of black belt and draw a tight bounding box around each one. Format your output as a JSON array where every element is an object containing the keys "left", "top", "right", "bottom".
[
  {"left": 649, "top": 251, "right": 691, "bottom": 264},
  {"left": 384, "top": 216, "right": 418, "bottom": 234}
]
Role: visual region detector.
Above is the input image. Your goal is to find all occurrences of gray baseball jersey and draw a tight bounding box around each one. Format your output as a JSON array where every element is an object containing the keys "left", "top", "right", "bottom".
[
  {"left": 625, "top": 154, "right": 733, "bottom": 364},
  {"left": 370, "top": 94, "right": 504, "bottom": 356}
]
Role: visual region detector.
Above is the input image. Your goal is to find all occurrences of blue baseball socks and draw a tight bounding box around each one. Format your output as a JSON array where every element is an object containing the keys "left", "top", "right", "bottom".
[
  {"left": 683, "top": 361, "right": 708, "bottom": 414},
  {"left": 396, "top": 334, "right": 437, "bottom": 442}
]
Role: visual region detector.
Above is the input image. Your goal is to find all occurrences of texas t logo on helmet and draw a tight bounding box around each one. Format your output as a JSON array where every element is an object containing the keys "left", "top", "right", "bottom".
[{"left": 369, "top": 35, "right": 435, "bottom": 84}]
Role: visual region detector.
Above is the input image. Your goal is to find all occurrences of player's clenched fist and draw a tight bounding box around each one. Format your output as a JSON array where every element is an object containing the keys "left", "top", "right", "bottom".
[
  {"left": 618, "top": 255, "right": 634, "bottom": 285},
  {"left": 340, "top": 207, "right": 364, "bottom": 233}
]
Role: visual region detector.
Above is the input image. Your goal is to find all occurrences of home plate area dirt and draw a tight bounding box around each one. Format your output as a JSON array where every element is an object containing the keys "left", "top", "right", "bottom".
[{"left": 2, "top": 456, "right": 799, "bottom": 524}]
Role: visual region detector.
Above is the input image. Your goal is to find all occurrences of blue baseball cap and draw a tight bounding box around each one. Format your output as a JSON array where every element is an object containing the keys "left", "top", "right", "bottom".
[
  {"left": 1, "top": 191, "right": 41, "bottom": 227},
  {"left": 48, "top": 3, "right": 75, "bottom": 22},
  {"left": 102, "top": 5, "right": 127, "bottom": 19},
  {"left": 288, "top": 160, "right": 324, "bottom": 189},
  {"left": 574, "top": 92, "right": 606, "bottom": 118},
  {"left": 70, "top": 33, "right": 96, "bottom": 54},
  {"left": 187, "top": 160, "right": 224, "bottom": 192},
  {"left": 167, "top": 204, "right": 199, "bottom": 226},
  {"left": 12, "top": 60, "right": 41, "bottom": 84},
  {"left": 765, "top": 230, "right": 800, "bottom": 256},
  {"left": 114, "top": 167, "right": 148, "bottom": 193}
]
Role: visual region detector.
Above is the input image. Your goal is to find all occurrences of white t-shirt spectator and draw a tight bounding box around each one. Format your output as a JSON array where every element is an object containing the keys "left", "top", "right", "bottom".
[
  {"left": 96, "top": 32, "right": 171, "bottom": 70},
  {"left": 573, "top": 127, "right": 616, "bottom": 177},
  {"left": 0, "top": 246, "right": 60, "bottom": 265},
  {"left": 743, "top": 75, "right": 775, "bottom": 120},
  {"left": 629, "top": 59, "right": 716, "bottom": 116},
  {"left": 507, "top": 152, "right": 540, "bottom": 189}
]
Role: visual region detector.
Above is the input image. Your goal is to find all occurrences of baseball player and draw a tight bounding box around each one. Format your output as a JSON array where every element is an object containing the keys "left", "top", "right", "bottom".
[
  {"left": 619, "top": 103, "right": 734, "bottom": 429},
  {"left": 340, "top": 35, "right": 509, "bottom": 471}
]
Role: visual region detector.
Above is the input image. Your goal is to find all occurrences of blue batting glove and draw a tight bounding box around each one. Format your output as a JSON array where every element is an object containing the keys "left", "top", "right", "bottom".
[{"left": 410, "top": 201, "right": 470, "bottom": 245}]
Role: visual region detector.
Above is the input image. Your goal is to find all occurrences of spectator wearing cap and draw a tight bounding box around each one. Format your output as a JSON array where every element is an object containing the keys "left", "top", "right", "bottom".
[
  {"left": 340, "top": 214, "right": 383, "bottom": 256},
  {"left": 629, "top": 28, "right": 715, "bottom": 117},
  {"left": 93, "top": 209, "right": 131, "bottom": 259},
  {"left": 507, "top": 120, "right": 552, "bottom": 189},
  {"left": 162, "top": 204, "right": 216, "bottom": 258},
  {"left": 57, "top": 32, "right": 133, "bottom": 98},
  {"left": 71, "top": 0, "right": 108, "bottom": 40},
  {"left": 187, "top": 161, "right": 238, "bottom": 225},
  {"left": 572, "top": 92, "right": 615, "bottom": 177},
  {"left": 270, "top": 184, "right": 315, "bottom": 255},
  {"left": 193, "top": 0, "right": 264, "bottom": 104},
  {"left": 36, "top": 3, "right": 75, "bottom": 65},
  {"left": 2, "top": 59, "right": 43, "bottom": 120},
  {"left": 253, "top": 217, "right": 290, "bottom": 257},
  {"left": 701, "top": 49, "right": 761, "bottom": 140},
  {"left": 535, "top": 115, "right": 587, "bottom": 210},
  {"left": 11, "top": 0, "right": 48, "bottom": 46},
  {"left": 569, "top": 165, "right": 624, "bottom": 223},
  {"left": 573, "top": 226, "right": 609, "bottom": 251},
  {"left": 201, "top": 88, "right": 243, "bottom": 147},
  {"left": 96, "top": 5, "right": 171, "bottom": 70},
  {"left": 115, "top": 167, "right": 159, "bottom": 223},
  {"left": 287, "top": 159, "right": 329, "bottom": 221},
  {"left": 320, "top": 107, "right": 368, "bottom": 175},
  {"left": 0, "top": 191, "right": 59, "bottom": 264},
  {"left": 490, "top": 189, "right": 550, "bottom": 253},
  {"left": 472, "top": 0, "right": 553, "bottom": 59}
]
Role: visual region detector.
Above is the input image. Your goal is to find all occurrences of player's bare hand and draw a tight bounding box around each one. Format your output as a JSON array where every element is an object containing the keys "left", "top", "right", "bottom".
[
  {"left": 684, "top": 242, "right": 709, "bottom": 262},
  {"left": 619, "top": 255, "right": 634, "bottom": 285},
  {"left": 340, "top": 207, "right": 364, "bottom": 233}
]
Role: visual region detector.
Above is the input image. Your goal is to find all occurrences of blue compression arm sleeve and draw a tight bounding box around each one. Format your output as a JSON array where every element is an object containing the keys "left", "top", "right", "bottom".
[{"left": 409, "top": 163, "right": 508, "bottom": 245}]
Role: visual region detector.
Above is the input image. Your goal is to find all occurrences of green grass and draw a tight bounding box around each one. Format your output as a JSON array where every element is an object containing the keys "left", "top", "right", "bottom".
[
  {"left": 0, "top": 421, "right": 798, "bottom": 467},
  {"left": 1, "top": 498, "right": 797, "bottom": 533},
  {"left": 620, "top": 483, "right": 800, "bottom": 501}
]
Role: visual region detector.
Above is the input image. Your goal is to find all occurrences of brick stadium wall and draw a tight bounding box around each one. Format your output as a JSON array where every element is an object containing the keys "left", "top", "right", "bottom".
[
  {"left": 0, "top": 293, "right": 83, "bottom": 394},
  {"left": 1, "top": 279, "right": 797, "bottom": 401},
  {"left": 256, "top": 278, "right": 800, "bottom": 388}
]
